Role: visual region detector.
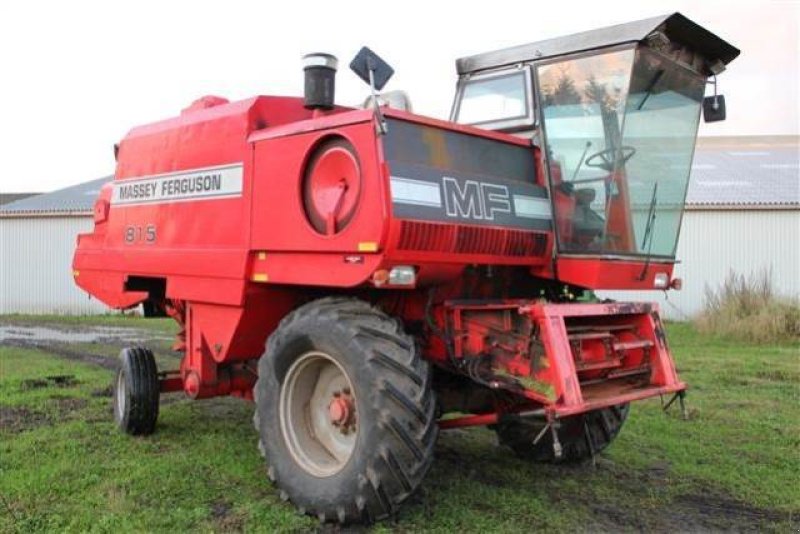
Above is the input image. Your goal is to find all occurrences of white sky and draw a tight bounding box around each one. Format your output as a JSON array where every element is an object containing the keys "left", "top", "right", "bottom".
[{"left": 0, "top": 0, "right": 797, "bottom": 192}]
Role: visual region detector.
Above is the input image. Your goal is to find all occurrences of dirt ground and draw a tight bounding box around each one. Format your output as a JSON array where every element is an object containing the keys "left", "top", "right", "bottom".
[{"left": 1, "top": 316, "right": 797, "bottom": 532}]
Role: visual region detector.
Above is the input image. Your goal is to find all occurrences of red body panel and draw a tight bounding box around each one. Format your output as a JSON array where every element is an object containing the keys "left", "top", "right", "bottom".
[
  {"left": 250, "top": 118, "right": 386, "bottom": 255},
  {"left": 73, "top": 95, "right": 685, "bottom": 418}
]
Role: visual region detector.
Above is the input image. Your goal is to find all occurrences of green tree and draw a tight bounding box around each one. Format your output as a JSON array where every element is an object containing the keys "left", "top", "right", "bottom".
[{"left": 542, "top": 69, "right": 582, "bottom": 106}]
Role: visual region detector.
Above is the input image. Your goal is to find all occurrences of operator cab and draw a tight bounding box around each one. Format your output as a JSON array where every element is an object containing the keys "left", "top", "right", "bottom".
[{"left": 451, "top": 13, "right": 739, "bottom": 263}]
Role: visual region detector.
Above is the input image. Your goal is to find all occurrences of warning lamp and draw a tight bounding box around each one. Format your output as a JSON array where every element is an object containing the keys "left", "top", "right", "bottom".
[
  {"left": 388, "top": 266, "right": 416, "bottom": 286},
  {"left": 653, "top": 273, "right": 669, "bottom": 289},
  {"left": 372, "top": 269, "right": 390, "bottom": 287},
  {"left": 372, "top": 266, "right": 416, "bottom": 287}
]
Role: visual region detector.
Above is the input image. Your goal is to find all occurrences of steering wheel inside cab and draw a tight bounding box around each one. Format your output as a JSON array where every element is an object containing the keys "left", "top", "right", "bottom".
[{"left": 584, "top": 146, "right": 636, "bottom": 172}]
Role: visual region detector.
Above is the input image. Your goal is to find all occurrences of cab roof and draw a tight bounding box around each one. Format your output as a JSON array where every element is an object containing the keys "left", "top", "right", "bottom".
[{"left": 455, "top": 12, "right": 740, "bottom": 75}]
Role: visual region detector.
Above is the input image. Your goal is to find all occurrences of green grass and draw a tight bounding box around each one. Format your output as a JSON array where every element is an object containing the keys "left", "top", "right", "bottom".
[{"left": 1, "top": 318, "right": 798, "bottom": 532}]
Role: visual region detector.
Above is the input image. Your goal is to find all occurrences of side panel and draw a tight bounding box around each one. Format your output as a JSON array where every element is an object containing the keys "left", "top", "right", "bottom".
[
  {"left": 249, "top": 120, "right": 387, "bottom": 286},
  {"left": 384, "top": 118, "right": 548, "bottom": 230},
  {"left": 380, "top": 118, "right": 554, "bottom": 268},
  {"left": 77, "top": 163, "right": 253, "bottom": 306},
  {"left": 75, "top": 101, "right": 264, "bottom": 307}
]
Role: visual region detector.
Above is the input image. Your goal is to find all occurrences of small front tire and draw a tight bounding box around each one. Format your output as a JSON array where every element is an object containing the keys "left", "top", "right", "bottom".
[{"left": 113, "top": 347, "right": 159, "bottom": 435}]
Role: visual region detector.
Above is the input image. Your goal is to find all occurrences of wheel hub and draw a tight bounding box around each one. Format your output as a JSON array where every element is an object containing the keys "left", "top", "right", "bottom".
[
  {"left": 279, "top": 351, "right": 359, "bottom": 477},
  {"left": 328, "top": 390, "right": 356, "bottom": 433}
]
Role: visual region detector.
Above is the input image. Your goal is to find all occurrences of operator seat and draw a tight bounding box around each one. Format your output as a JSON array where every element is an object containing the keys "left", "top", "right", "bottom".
[
  {"left": 361, "top": 90, "right": 413, "bottom": 112},
  {"left": 571, "top": 188, "right": 605, "bottom": 240}
]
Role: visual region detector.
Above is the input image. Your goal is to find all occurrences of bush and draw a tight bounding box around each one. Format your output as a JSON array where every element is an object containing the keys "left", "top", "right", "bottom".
[{"left": 695, "top": 269, "right": 800, "bottom": 343}]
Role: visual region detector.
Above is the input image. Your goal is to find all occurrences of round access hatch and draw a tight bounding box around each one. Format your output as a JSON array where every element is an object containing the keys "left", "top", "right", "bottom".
[{"left": 302, "top": 138, "right": 362, "bottom": 235}]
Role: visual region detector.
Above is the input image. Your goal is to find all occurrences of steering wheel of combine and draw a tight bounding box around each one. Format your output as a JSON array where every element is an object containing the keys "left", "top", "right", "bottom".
[{"left": 585, "top": 146, "right": 637, "bottom": 171}]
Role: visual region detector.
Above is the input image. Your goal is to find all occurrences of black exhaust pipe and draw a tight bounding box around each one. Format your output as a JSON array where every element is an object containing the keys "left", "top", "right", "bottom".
[{"left": 302, "top": 53, "right": 338, "bottom": 110}]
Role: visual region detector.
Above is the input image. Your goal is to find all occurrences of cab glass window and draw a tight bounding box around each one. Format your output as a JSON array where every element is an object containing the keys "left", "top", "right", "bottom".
[
  {"left": 537, "top": 47, "right": 705, "bottom": 258},
  {"left": 456, "top": 70, "right": 530, "bottom": 128}
]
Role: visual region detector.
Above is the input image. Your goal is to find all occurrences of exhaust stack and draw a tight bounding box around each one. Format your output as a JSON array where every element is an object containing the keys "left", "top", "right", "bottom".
[{"left": 302, "top": 53, "right": 338, "bottom": 110}]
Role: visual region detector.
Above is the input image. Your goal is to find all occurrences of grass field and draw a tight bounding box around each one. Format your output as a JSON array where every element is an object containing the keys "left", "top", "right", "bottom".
[{"left": 1, "top": 315, "right": 798, "bottom": 532}]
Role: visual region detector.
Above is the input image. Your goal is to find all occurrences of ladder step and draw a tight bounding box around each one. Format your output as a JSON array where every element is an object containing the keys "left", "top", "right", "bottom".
[
  {"left": 575, "top": 358, "right": 622, "bottom": 372},
  {"left": 567, "top": 323, "right": 637, "bottom": 334},
  {"left": 568, "top": 332, "right": 614, "bottom": 341},
  {"left": 612, "top": 339, "right": 654, "bottom": 352},
  {"left": 606, "top": 365, "right": 651, "bottom": 379}
]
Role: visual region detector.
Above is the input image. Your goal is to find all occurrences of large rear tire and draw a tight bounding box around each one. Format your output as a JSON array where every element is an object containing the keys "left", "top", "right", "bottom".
[
  {"left": 495, "top": 404, "right": 629, "bottom": 463},
  {"left": 113, "top": 347, "right": 159, "bottom": 435},
  {"left": 253, "top": 297, "right": 437, "bottom": 524}
]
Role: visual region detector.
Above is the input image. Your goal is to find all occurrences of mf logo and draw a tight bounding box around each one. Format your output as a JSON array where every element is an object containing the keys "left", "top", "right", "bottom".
[{"left": 442, "top": 177, "right": 512, "bottom": 221}]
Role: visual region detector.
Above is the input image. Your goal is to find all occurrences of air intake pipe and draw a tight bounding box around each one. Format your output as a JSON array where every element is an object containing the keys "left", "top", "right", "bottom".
[{"left": 302, "top": 53, "right": 338, "bottom": 110}]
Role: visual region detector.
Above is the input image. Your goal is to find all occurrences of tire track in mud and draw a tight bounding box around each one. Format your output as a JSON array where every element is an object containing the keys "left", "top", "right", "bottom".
[
  {"left": 569, "top": 458, "right": 794, "bottom": 532},
  {"left": 2, "top": 338, "right": 121, "bottom": 370},
  {"left": 0, "top": 397, "right": 89, "bottom": 433},
  {"left": 434, "top": 434, "right": 796, "bottom": 532},
  {"left": 0, "top": 322, "right": 179, "bottom": 370}
]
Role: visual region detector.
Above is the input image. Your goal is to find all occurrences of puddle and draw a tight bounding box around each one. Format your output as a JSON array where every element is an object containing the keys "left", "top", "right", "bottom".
[
  {"left": 0, "top": 325, "right": 169, "bottom": 344},
  {"left": 0, "top": 322, "right": 177, "bottom": 371}
]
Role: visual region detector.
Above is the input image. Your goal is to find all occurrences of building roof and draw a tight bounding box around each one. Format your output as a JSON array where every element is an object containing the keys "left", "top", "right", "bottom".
[
  {"left": 0, "top": 192, "right": 39, "bottom": 206},
  {"left": 0, "top": 176, "right": 110, "bottom": 216},
  {"left": 687, "top": 136, "right": 799, "bottom": 208}
]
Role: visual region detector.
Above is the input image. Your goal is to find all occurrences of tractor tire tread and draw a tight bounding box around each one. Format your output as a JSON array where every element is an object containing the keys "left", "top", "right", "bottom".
[{"left": 115, "top": 346, "right": 159, "bottom": 436}]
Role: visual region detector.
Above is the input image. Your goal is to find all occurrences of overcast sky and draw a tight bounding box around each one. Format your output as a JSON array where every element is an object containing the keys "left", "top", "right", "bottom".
[{"left": 0, "top": 0, "right": 797, "bottom": 192}]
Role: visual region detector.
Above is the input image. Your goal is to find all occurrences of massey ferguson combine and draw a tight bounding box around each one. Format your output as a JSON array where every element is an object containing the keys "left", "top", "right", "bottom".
[{"left": 73, "top": 13, "right": 738, "bottom": 524}]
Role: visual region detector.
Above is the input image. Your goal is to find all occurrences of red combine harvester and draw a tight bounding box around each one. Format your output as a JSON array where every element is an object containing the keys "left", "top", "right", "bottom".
[{"left": 74, "top": 13, "right": 738, "bottom": 524}]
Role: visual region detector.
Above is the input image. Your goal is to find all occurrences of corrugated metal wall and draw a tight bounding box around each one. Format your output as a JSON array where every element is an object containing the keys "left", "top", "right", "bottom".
[
  {"left": 0, "top": 216, "right": 107, "bottom": 314},
  {"left": 599, "top": 209, "right": 800, "bottom": 320}
]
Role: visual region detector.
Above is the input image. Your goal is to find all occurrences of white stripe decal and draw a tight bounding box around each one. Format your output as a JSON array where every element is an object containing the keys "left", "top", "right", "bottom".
[
  {"left": 111, "top": 163, "right": 244, "bottom": 206},
  {"left": 390, "top": 176, "right": 442, "bottom": 207},
  {"left": 513, "top": 195, "right": 551, "bottom": 219}
]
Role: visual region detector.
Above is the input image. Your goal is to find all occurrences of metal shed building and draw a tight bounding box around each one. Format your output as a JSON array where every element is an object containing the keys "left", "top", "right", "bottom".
[
  {"left": 0, "top": 177, "right": 110, "bottom": 314},
  {"left": 1, "top": 137, "right": 797, "bottom": 317}
]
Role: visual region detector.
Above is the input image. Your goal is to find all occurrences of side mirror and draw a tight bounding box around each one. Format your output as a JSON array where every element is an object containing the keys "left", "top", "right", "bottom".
[
  {"left": 703, "top": 95, "right": 726, "bottom": 122},
  {"left": 349, "top": 47, "right": 394, "bottom": 91},
  {"left": 350, "top": 47, "right": 394, "bottom": 135}
]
